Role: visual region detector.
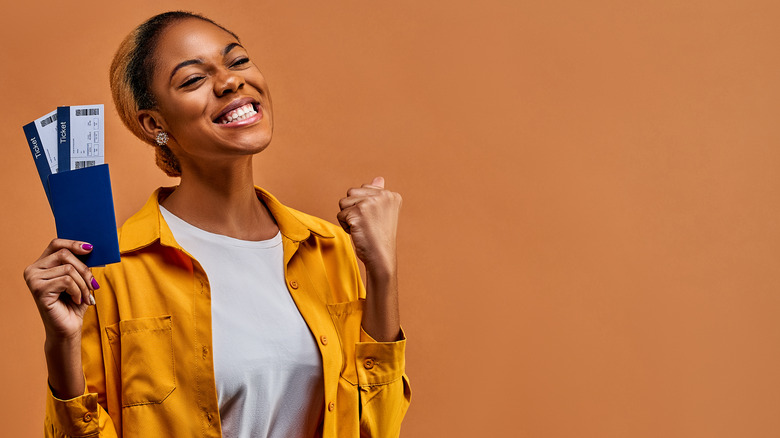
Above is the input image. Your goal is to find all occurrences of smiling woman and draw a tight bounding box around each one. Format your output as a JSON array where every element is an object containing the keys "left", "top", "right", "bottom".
[
  {"left": 24, "top": 11, "right": 410, "bottom": 438},
  {"left": 110, "top": 12, "right": 272, "bottom": 179}
]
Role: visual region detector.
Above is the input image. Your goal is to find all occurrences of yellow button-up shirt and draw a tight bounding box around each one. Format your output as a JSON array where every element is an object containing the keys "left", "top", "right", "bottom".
[{"left": 44, "top": 187, "right": 411, "bottom": 437}]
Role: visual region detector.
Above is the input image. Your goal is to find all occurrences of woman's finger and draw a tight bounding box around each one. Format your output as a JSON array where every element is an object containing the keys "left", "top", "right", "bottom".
[
  {"left": 339, "top": 196, "right": 363, "bottom": 210},
  {"left": 336, "top": 208, "right": 355, "bottom": 234},
  {"left": 33, "top": 248, "right": 97, "bottom": 307},
  {"left": 38, "top": 247, "right": 94, "bottom": 284},
  {"left": 43, "top": 275, "right": 84, "bottom": 305},
  {"left": 40, "top": 239, "right": 94, "bottom": 259},
  {"left": 346, "top": 187, "right": 382, "bottom": 199},
  {"left": 363, "top": 176, "right": 385, "bottom": 189},
  {"left": 40, "top": 264, "right": 93, "bottom": 306}
]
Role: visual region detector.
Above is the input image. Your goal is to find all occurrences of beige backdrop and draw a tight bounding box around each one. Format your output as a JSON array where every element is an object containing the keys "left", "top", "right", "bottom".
[{"left": 2, "top": 1, "right": 779, "bottom": 436}]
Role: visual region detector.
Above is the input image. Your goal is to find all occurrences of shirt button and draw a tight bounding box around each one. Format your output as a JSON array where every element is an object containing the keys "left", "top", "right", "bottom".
[
  {"left": 328, "top": 402, "right": 336, "bottom": 412},
  {"left": 289, "top": 280, "right": 299, "bottom": 289},
  {"left": 83, "top": 412, "right": 92, "bottom": 422},
  {"left": 363, "top": 358, "right": 375, "bottom": 369},
  {"left": 320, "top": 335, "right": 328, "bottom": 345},
  {"left": 207, "top": 412, "right": 213, "bottom": 422},
  {"left": 202, "top": 346, "right": 209, "bottom": 359}
]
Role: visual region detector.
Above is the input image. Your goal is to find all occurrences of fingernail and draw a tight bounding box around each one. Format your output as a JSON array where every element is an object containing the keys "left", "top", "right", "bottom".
[
  {"left": 91, "top": 278, "right": 100, "bottom": 290},
  {"left": 82, "top": 243, "right": 93, "bottom": 251},
  {"left": 89, "top": 294, "right": 96, "bottom": 306}
]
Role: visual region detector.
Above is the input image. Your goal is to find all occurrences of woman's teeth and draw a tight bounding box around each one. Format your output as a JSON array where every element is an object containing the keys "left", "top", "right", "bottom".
[{"left": 218, "top": 103, "right": 257, "bottom": 124}]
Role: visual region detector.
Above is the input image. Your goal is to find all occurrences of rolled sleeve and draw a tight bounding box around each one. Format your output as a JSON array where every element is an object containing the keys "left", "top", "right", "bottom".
[
  {"left": 45, "top": 378, "right": 117, "bottom": 438},
  {"left": 45, "top": 384, "right": 100, "bottom": 437},
  {"left": 355, "top": 327, "right": 407, "bottom": 386},
  {"left": 355, "top": 328, "right": 411, "bottom": 437}
]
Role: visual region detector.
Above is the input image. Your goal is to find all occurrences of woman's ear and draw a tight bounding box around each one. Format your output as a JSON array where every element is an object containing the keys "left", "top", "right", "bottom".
[{"left": 137, "top": 110, "right": 166, "bottom": 143}]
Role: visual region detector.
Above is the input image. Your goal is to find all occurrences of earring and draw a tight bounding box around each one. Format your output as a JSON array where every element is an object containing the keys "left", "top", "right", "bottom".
[{"left": 155, "top": 131, "right": 169, "bottom": 146}]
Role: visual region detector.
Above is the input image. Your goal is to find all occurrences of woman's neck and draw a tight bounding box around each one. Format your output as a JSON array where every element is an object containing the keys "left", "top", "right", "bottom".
[{"left": 160, "top": 159, "right": 279, "bottom": 241}]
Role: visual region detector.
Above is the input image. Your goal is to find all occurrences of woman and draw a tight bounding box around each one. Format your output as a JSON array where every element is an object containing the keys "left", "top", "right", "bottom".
[{"left": 24, "top": 11, "right": 410, "bottom": 438}]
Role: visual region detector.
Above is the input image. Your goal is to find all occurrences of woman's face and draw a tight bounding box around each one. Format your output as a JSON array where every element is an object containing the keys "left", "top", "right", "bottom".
[{"left": 141, "top": 18, "right": 273, "bottom": 170}]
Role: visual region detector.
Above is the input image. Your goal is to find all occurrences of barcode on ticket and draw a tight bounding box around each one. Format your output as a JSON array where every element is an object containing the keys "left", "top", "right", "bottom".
[
  {"left": 74, "top": 160, "right": 96, "bottom": 169},
  {"left": 75, "top": 108, "right": 100, "bottom": 116},
  {"left": 40, "top": 114, "right": 57, "bottom": 127}
]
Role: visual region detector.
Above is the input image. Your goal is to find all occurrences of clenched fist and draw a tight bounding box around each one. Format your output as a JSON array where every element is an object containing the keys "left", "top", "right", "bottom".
[{"left": 337, "top": 177, "right": 402, "bottom": 275}]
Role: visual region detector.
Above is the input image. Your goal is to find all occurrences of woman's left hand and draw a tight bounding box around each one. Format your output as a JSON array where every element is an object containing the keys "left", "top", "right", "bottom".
[{"left": 337, "top": 177, "right": 402, "bottom": 274}]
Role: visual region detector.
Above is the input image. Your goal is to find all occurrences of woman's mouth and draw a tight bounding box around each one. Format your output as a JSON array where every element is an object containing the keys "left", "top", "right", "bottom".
[{"left": 215, "top": 103, "right": 260, "bottom": 124}]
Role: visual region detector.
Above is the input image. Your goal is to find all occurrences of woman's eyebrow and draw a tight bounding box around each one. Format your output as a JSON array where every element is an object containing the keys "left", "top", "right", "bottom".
[
  {"left": 170, "top": 59, "right": 203, "bottom": 82},
  {"left": 168, "top": 43, "right": 244, "bottom": 82},
  {"left": 222, "top": 42, "right": 243, "bottom": 56}
]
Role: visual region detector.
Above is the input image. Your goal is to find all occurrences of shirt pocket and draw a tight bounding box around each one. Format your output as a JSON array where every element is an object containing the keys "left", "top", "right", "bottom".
[
  {"left": 326, "top": 299, "right": 364, "bottom": 385},
  {"left": 105, "top": 315, "right": 176, "bottom": 407}
]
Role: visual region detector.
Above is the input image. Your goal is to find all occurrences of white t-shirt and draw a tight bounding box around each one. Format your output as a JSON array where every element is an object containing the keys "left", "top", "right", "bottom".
[{"left": 160, "top": 206, "right": 324, "bottom": 438}]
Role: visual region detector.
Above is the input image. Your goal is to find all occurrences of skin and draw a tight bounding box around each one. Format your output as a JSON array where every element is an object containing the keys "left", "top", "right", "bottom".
[{"left": 25, "top": 17, "right": 402, "bottom": 401}]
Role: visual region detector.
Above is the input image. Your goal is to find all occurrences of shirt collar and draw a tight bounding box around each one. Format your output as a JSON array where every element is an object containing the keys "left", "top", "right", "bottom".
[{"left": 118, "top": 186, "right": 334, "bottom": 254}]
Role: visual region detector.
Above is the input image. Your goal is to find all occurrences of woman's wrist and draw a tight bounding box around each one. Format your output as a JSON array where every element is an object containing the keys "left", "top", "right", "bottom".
[
  {"left": 364, "top": 254, "right": 397, "bottom": 281},
  {"left": 44, "top": 333, "right": 85, "bottom": 400},
  {"left": 363, "top": 259, "right": 401, "bottom": 342},
  {"left": 44, "top": 325, "right": 82, "bottom": 344}
]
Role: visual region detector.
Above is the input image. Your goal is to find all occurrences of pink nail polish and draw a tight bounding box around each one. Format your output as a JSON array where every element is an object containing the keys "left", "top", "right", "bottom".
[
  {"left": 91, "top": 278, "right": 100, "bottom": 290},
  {"left": 82, "top": 243, "right": 93, "bottom": 251}
]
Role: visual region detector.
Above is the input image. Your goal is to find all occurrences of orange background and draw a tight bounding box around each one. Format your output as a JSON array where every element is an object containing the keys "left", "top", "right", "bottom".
[{"left": 2, "top": 1, "right": 779, "bottom": 436}]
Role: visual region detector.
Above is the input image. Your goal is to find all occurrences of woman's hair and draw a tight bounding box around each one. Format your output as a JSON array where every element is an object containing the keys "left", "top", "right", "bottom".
[{"left": 109, "top": 11, "right": 240, "bottom": 177}]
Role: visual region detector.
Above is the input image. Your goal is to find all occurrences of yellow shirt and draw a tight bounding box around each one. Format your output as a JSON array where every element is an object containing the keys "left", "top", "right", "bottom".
[{"left": 44, "top": 187, "right": 411, "bottom": 438}]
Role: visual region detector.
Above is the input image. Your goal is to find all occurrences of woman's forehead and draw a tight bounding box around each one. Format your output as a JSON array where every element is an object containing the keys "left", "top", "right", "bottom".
[{"left": 155, "top": 18, "right": 240, "bottom": 63}]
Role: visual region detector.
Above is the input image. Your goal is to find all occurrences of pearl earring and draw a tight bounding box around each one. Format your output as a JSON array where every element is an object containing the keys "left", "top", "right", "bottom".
[{"left": 155, "top": 131, "right": 169, "bottom": 146}]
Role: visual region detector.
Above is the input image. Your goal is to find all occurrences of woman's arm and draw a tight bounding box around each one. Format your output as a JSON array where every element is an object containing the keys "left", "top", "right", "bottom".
[
  {"left": 24, "top": 239, "right": 97, "bottom": 398},
  {"left": 337, "top": 178, "right": 411, "bottom": 436},
  {"left": 337, "top": 176, "right": 403, "bottom": 341},
  {"left": 25, "top": 239, "right": 118, "bottom": 437},
  {"left": 44, "top": 301, "right": 119, "bottom": 438}
]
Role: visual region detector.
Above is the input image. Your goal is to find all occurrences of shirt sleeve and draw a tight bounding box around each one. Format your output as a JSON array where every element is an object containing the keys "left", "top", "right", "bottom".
[
  {"left": 44, "top": 301, "right": 119, "bottom": 437},
  {"left": 44, "top": 384, "right": 117, "bottom": 437},
  {"left": 355, "top": 328, "right": 412, "bottom": 437},
  {"left": 348, "top": 239, "right": 412, "bottom": 436},
  {"left": 330, "top": 225, "right": 412, "bottom": 436}
]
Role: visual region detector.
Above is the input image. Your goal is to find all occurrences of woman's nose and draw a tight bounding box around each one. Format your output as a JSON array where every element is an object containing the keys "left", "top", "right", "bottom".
[{"left": 214, "top": 68, "right": 244, "bottom": 96}]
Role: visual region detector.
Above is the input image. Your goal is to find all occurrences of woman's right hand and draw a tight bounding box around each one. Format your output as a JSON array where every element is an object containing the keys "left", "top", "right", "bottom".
[{"left": 23, "top": 239, "right": 99, "bottom": 341}]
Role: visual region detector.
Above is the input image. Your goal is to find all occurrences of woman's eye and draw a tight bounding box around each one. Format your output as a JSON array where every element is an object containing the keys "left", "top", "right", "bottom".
[
  {"left": 179, "top": 76, "right": 204, "bottom": 88},
  {"left": 231, "top": 58, "right": 250, "bottom": 67}
]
